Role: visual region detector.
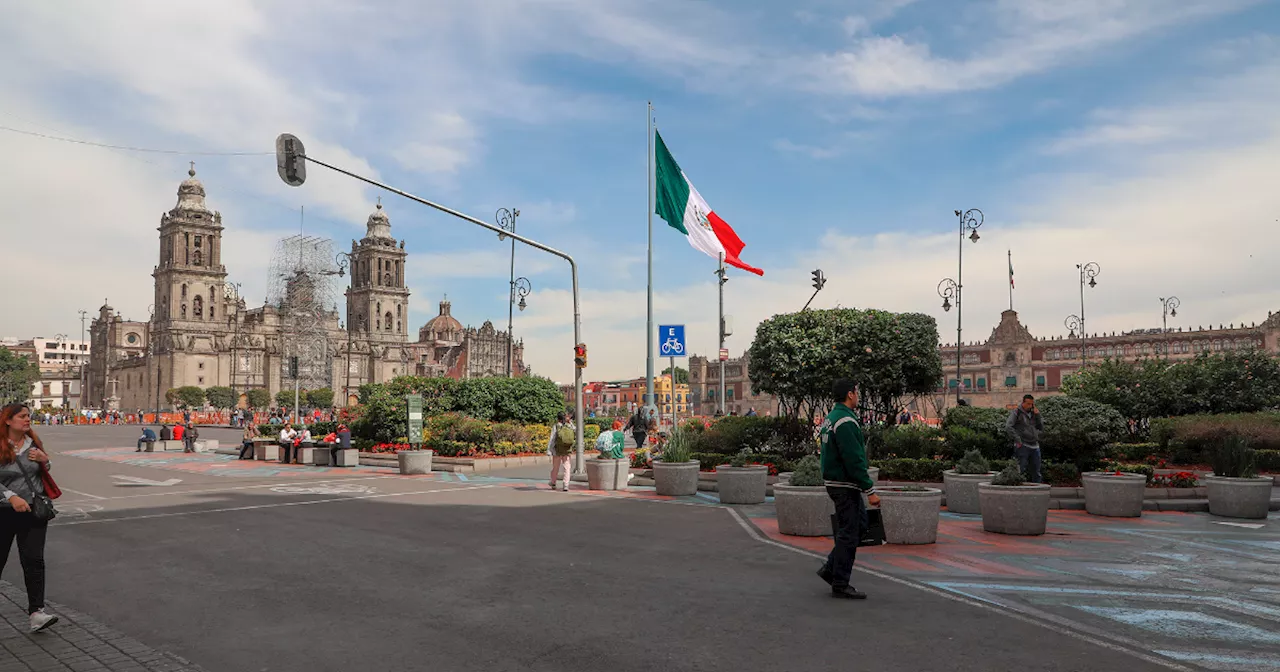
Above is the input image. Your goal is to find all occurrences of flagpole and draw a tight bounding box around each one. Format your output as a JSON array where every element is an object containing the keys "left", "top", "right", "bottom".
[
  {"left": 1008, "top": 249, "right": 1013, "bottom": 311},
  {"left": 717, "top": 252, "right": 726, "bottom": 416},
  {"left": 646, "top": 102, "right": 655, "bottom": 418}
]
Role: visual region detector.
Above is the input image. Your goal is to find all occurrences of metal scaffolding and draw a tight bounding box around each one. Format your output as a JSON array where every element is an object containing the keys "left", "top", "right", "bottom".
[{"left": 267, "top": 234, "right": 339, "bottom": 405}]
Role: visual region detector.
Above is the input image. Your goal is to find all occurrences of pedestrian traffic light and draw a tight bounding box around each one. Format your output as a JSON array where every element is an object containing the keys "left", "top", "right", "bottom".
[
  {"left": 574, "top": 343, "right": 587, "bottom": 369},
  {"left": 811, "top": 269, "right": 826, "bottom": 291}
]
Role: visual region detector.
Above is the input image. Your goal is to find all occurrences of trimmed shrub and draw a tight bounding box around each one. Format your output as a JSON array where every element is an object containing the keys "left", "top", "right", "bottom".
[
  {"left": 1043, "top": 462, "right": 1081, "bottom": 486},
  {"left": 954, "top": 449, "right": 991, "bottom": 475},
  {"left": 1104, "top": 442, "right": 1161, "bottom": 462},
  {"left": 870, "top": 458, "right": 947, "bottom": 483},
  {"left": 1100, "top": 462, "right": 1156, "bottom": 484},
  {"left": 1256, "top": 449, "right": 1280, "bottom": 473},
  {"left": 943, "top": 406, "right": 1011, "bottom": 444},
  {"left": 1210, "top": 435, "right": 1258, "bottom": 479},
  {"left": 944, "top": 425, "right": 1007, "bottom": 461},
  {"left": 990, "top": 464, "right": 1024, "bottom": 486},
  {"left": 789, "top": 455, "right": 823, "bottom": 487},
  {"left": 1036, "top": 396, "right": 1126, "bottom": 471},
  {"left": 877, "top": 424, "right": 945, "bottom": 460}
]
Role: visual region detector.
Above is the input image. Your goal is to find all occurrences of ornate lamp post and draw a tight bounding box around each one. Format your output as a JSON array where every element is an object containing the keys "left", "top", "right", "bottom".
[
  {"left": 1159, "top": 296, "right": 1180, "bottom": 357},
  {"left": 334, "top": 251, "right": 355, "bottom": 405},
  {"left": 943, "top": 208, "right": 982, "bottom": 405},
  {"left": 496, "top": 207, "right": 521, "bottom": 377},
  {"left": 225, "top": 282, "right": 242, "bottom": 413},
  {"left": 1066, "top": 262, "right": 1101, "bottom": 368},
  {"left": 53, "top": 334, "right": 69, "bottom": 409}
]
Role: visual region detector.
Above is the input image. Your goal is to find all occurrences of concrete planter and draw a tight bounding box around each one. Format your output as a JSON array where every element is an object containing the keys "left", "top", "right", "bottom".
[
  {"left": 586, "top": 458, "right": 627, "bottom": 491},
  {"left": 613, "top": 461, "right": 631, "bottom": 490},
  {"left": 312, "top": 449, "right": 331, "bottom": 466},
  {"left": 774, "top": 484, "right": 833, "bottom": 536},
  {"left": 653, "top": 461, "right": 700, "bottom": 496},
  {"left": 1205, "top": 474, "right": 1274, "bottom": 519},
  {"left": 878, "top": 487, "right": 942, "bottom": 544},
  {"left": 978, "top": 483, "right": 1051, "bottom": 535},
  {"left": 255, "top": 443, "right": 279, "bottom": 461},
  {"left": 943, "top": 471, "right": 994, "bottom": 514},
  {"left": 334, "top": 449, "right": 359, "bottom": 467},
  {"left": 295, "top": 447, "right": 315, "bottom": 465},
  {"left": 715, "top": 465, "right": 768, "bottom": 504},
  {"left": 1082, "top": 472, "right": 1147, "bottom": 517},
  {"left": 398, "top": 450, "right": 434, "bottom": 475}
]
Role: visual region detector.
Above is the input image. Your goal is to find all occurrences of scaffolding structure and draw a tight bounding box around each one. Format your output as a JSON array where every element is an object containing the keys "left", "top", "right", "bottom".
[{"left": 267, "top": 234, "right": 340, "bottom": 406}]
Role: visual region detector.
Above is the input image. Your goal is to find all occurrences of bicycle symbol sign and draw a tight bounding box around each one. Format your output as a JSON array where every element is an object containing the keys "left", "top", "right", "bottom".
[{"left": 658, "top": 325, "right": 686, "bottom": 357}]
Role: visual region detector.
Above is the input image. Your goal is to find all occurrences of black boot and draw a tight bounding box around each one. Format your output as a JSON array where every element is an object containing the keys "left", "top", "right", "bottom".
[
  {"left": 817, "top": 567, "right": 833, "bottom": 585},
  {"left": 831, "top": 586, "right": 867, "bottom": 600}
]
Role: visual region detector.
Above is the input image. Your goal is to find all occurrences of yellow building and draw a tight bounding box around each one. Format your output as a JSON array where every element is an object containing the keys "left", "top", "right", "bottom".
[{"left": 655, "top": 373, "right": 690, "bottom": 417}]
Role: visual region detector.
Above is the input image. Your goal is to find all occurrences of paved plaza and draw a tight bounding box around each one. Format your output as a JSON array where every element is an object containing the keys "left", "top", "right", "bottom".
[{"left": 0, "top": 426, "right": 1275, "bottom": 671}]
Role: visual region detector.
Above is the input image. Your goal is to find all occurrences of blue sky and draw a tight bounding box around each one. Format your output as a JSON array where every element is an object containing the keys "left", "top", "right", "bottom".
[{"left": 2, "top": 0, "right": 1280, "bottom": 383}]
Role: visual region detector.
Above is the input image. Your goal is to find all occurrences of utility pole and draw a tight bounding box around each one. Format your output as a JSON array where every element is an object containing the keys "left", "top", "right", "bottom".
[{"left": 496, "top": 208, "right": 520, "bottom": 377}]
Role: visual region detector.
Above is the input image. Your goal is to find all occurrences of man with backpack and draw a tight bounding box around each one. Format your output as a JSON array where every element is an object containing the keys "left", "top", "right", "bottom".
[
  {"left": 547, "top": 412, "right": 575, "bottom": 492},
  {"left": 624, "top": 408, "right": 648, "bottom": 449}
]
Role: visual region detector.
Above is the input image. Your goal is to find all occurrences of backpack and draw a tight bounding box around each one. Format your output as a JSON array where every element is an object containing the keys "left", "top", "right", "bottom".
[{"left": 555, "top": 425, "right": 575, "bottom": 453}]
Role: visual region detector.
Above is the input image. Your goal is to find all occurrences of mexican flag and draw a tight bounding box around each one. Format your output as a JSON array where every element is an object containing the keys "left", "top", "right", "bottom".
[
  {"left": 654, "top": 131, "right": 763, "bottom": 276},
  {"left": 1008, "top": 251, "right": 1015, "bottom": 288}
]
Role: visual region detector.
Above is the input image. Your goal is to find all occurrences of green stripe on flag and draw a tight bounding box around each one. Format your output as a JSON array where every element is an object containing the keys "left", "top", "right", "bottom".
[{"left": 654, "top": 131, "right": 690, "bottom": 235}]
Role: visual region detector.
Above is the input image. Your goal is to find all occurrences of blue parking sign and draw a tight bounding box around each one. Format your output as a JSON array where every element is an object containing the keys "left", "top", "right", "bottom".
[{"left": 658, "top": 325, "right": 686, "bottom": 358}]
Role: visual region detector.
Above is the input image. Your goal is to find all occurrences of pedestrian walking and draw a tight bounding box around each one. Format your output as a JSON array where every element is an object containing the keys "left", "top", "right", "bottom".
[
  {"left": 0, "top": 403, "right": 59, "bottom": 633},
  {"left": 1006, "top": 394, "right": 1044, "bottom": 483},
  {"left": 624, "top": 408, "right": 648, "bottom": 449},
  {"left": 183, "top": 423, "right": 199, "bottom": 453},
  {"left": 238, "top": 422, "right": 257, "bottom": 460},
  {"left": 136, "top": 427, "right": 157, "bottom": 452},
  {"left": 816, "top": 379, "right": 879, "bottom": 600},
  {"left": 546, "top": 412, "right": 575, "bottom": 492}
]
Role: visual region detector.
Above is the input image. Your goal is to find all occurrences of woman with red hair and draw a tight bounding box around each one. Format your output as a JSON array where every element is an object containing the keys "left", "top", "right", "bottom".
[{"left": 0, "top": 403, "right": 58, "bottom": 632}]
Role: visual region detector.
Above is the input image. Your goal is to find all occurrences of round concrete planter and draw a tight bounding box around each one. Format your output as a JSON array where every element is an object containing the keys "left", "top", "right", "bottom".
[
  {"left": 942, "top": 471, "right": 994, "bottom": 514},
  {"left": 1205, "top": 474, "right": 1274, "bottom": 519},
  {"left": 778, "top": 467, "right": 877, "bottom": 487},
  {"left": 397, "top": 450, "right": 434, "bottom": 475},
  {"left": 653, "top": 460, "right": 700, "bottom": 496},
  {"left": 612, "top": 459, "right": 631, "bottom": 490},
  {"left": 774, "top": 484, "right": 834, "bottom": 536},
  {"left": 878, "top": 487, "right": 942, "bottom": 544},
  {"left": 978, "top": 483, "right": 1051, "bottom": 535},
  {"left": 586, "top": 458, "right": 618, "bottom": 490},
  {"left": 715, "top": 465, "right": 768, "bottom": 504},
  {"left": 1082, "top": 472, "right": 1147, "bottom": 517}
]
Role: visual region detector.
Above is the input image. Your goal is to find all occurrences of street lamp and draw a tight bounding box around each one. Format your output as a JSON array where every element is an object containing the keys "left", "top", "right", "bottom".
[
  {"left": 946, "top": 208, "right": 982, "bottom": 406},
  {"left": 78, "top": 309, "right": 88, "bottom": 409},
  {"left": 1160, "top": 296, "right": 1180, "bottom": 357},
  {"left": 514, "top": 276, "right": 532, "bottom": 313},
  {"left": 496, "top": 207, "right": 521, "bottom": 377},
  {"left": 1068, "top": 262, "right": 1101, "bottom": 368},
  {"left": 225, "top": 282, "right": 242, "bottom": 413},
  {"left": 334, "top": 251, "right": 355, "bottom": 405},
  {"left": 54, "top": 334, "right": 69, "bottom": 409}
]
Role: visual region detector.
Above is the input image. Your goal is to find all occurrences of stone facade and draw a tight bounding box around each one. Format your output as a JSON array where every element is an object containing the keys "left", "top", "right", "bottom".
[
  {"left": 408, "top": 299, "right": 526, "bottom": 380},
  {"left": 688, "top": 352, "right": 777, "bottom": 416},
  {"left": 923, "top": 308, "right": 1280, "bottom": 419},
  {"left": 87, "top": 167, "right": 426, "bottom": 411}
]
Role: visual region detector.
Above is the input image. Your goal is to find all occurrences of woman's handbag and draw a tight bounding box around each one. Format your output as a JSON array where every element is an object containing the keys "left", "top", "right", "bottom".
[
  {"left": 17, "top": 458, "right": 57, "bottom": 522},
  {"left": 40, "top": 465, "right": 61, "bottom": 500}
]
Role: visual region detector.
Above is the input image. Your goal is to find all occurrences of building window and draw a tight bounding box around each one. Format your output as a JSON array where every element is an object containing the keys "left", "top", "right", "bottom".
[
  {"left": 193, "top": 295, "right": 204, "bottom": 319},
  {"left": 198, "top": 362, "right": 204, "bottom": 370},
  {"left": 41, "top": 383, "right": 50, "bottom": 397},
  {"left": 181, "top": 284, "right": 187, "bottom": 298},
  {"left": 181, "top": 304, "right": 187, "bottom": 319},
  {"left": 977, "top": 378, "right": 986, "bottom": 388},
  {"left": 384, "top": 312, "right": 393, "bottom": 331},
  {"left": 948, "top": 379, "right": 959, "bottom": 389},
  {"left": 198, "top": 376, "right": 204, "bottom": 385},
  {"left": 1005, "top": 376, "right": 1017, "bottom": 387},
  {"left": 1036, "top": 375, "right": 1046, "bottom": 387},
  {"left": 963, "top": 378, "right": 972, "bottom": 389}
]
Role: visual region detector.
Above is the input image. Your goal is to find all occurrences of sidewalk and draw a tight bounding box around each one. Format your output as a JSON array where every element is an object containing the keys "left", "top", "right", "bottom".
[{"left": 0, "top": 582, "right": 203, "bottom": 672}]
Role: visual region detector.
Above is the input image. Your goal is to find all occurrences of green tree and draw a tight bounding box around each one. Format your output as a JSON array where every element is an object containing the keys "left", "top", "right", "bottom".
[
  {"left": 1063, "top": 351, "right": 1280, "bottom": 420},
  {"left": 663, "top": 366, "right": 689, "bottom": 385},
  {"left": 175, "top": 386, "right": 206, "bottom": 409},
  {"left": 748, "top": 308, "right": 943, "bottom": 422},
  {"left": 245, "top": 388, "right": 271, "bottom": 410},
  {"left": 204, "top": 386, "right": 235, "bottom": 409},
  {"left": 0, "top": 347, "right": 40, "bottom": 405},
  {"left": 276, "top": 389, "right": 304, "bottom": 409},
  {"left": 307, "top": 388, "right": 334, "bottom": 409}
]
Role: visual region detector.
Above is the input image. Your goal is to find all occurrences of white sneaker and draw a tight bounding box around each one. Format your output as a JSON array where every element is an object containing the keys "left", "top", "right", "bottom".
[
  {"left": 560, "top": 484, "right": 569, "bottom": 492},
  {"left": 30, "top": 608, "right": 58, "bottom": 633}
]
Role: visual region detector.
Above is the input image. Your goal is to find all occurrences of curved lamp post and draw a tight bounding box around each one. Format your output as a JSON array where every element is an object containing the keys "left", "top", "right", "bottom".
[
  {"left": 947, "top": 208, "right": 982, "bottom": 405},
  {"left": 496, "top": 207, "right": 522, "bottom": 377},
  {"left": 1159, "top": 296, "right": 1180, "bottom": 356},
  {"left": 334, "top": 251, "right": 355, "bottom": 405},
  {"left": 1069, "top": 262, "right": 1101, "bottom": 368}
]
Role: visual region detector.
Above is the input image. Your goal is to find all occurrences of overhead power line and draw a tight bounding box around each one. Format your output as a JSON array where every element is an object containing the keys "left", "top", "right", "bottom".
[{"left": 0, "top": 124, "right": 272, "bottom": 156}]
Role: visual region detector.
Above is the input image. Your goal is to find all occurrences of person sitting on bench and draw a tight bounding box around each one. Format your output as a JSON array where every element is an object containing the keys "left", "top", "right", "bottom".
[
  {"left": 137, "top": 427, "right": 157, "bottom": 452},
  {"left": 238, "top": 422, "right": 257, "bottom": 460},
  {"left": 278, "top": 424, "right": 297, "bottom": 464}
]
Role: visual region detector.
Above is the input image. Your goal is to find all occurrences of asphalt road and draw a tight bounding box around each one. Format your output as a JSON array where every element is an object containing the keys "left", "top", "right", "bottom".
[{"left": 14, "top": 425, "right": 1179, "bottom": 672}]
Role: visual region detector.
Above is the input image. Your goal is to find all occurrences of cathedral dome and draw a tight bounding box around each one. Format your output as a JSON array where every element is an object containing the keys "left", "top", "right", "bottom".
[
  {"left": 366, "top": 201, "right": 393, "bottom": 240},
  {"left": 174, "top": 163, "right": 212, "bottom": 215},
  {"left": 419, "top": 298, "right": 463, "bottom": 343}
]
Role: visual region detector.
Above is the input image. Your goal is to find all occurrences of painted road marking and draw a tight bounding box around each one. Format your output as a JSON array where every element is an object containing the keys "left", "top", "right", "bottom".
[
  {"left": 269, "top": 483, "right": 377, "bottom": 496},
  {"left": 52, "top": 484, "right": 496, "bottom": 526},
  {"left": 1214, "top": 521, "right": 1266, "bottom": 529},
  {"left": 60, "top": 488, "right": 107, "bottom": 500},
  {"left": 112, "top": 475, "right": 183, "bottom": 487},
  {"left": 57, "top": 476, "right": 392, "bottom": 503}
]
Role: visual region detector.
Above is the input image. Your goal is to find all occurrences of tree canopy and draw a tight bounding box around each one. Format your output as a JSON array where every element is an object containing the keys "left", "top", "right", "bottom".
[
  {"left": 0, "top": 347, "right": 40, "bottom": 406},
  {"left": 1062, "top": 351, "right": 1280, "bottom": 420}
]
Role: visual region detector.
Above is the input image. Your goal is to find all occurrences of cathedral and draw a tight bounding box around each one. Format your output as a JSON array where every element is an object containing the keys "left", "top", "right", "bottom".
[{"left": 85, "top": 167, "right": 526, "bottom": 411}]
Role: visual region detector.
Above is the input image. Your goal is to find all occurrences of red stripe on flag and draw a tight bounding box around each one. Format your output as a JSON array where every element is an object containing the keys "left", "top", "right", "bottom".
[{"left": 706, "top": 210, "right": 764, "bottom": 276}]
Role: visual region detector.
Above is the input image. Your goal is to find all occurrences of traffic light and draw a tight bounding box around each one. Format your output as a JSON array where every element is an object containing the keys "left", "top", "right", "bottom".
[
  {"left": 574, "top": 343, "right": 587, "bottom": 369},
  {"left": 289, "top": 356, "right": 299, "bottom": 378},
  {"left": 811, "top": 269, "right": 826, "bottom": 291},
  {"left": 275, "top": 133, "right": 307, "bottom": 187}
]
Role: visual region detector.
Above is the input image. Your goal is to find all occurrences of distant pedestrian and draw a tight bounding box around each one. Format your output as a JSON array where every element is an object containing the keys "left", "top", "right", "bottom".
[
  {"left": 136, "top": 427, "right": 156, "bottom": 452},
  {"left": 238, "top": 422, "right": 257, "bottom": 460},
  {"left": 172, "top": 423, "right": 185, "bottom": 443},
  {"left": 624, "top": 409, "right": 648, "bottom": 449},
  {"left": 183, "top": 410, "right": 191, "bottom": 425},
  {"left": 278, "top": 424, "right": 298, "bottom": 464},
  {"left": 0, "top": 403, "right": 59, "bottom": 633},
  {"left": 547, "top": 412, "right": 575, "bottom": 492},
  {"left": 183, "top": 423, "right": 198, "bottom": 453},
  {"left": 159, "top": 424, "right": 172, "bottom": 441},
  {"left": 332, "top": 424, "right": 352, "bottom": 466},
  {"left": 816, "top": 379, "right": 879, "bottom": 600},
  {"left": 1006, "top": 395, "right": 1044, "bottom": 484},
  {"left": 745, "top": 408, "right": 757, "bottom": 417},
  {"left": 897, "top": 408, "right": 911, "bottom": 426}
]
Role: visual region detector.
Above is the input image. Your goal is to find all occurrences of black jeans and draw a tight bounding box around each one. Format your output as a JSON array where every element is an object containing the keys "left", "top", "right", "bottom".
[
  {"left": 632, "top": 432, "right": 647, "bottom": 449},
  {"left": 239, "top": 440, "right": 254, "bottom": 459},
  {"left": 0, "top": 508, "right": 48, "bottom": 614},
  {"left": 280, "top": 442, "right": 294, "bottom": 463},
  {"left": 821, "top": 487, "right": 866, "bottom": 590}
]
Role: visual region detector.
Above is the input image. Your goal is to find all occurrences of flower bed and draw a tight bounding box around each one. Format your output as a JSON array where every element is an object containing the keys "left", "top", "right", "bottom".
[{"left": 1149, "top": 471, "right": 1199, "bottom": 488}]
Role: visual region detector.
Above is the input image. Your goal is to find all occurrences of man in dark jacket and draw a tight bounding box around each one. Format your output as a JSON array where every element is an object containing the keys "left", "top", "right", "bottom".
[
  {"left": 1006, "top": 395, "right": 1044, "bottom": 483},
  {"left": 159, "top": 424, "right": 171, "bottom": 441},
  {"left": 136, "top": 427, "right": 157, "bottom": 452},
  {"left": 817, "top": 379, "right": 880, "bottom": 600},
  {"left": 183, "top": 424, "right": 199, "bottom": 453},
  {"left": 624, "top": 409, "right": 648, "bottom": 449}
]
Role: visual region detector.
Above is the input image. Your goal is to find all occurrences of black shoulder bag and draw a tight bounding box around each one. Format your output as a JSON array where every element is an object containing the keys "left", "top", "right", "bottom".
[
  {"left": 827, "top": 419, "right": 884, "bottom": 547},
  {"left": 16, "top": 456, "right": 57, "bottom": 522}
]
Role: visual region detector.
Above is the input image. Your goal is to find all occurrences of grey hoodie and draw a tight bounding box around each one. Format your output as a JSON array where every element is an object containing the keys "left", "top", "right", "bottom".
[{"left": 1006, "top": 407, "right": 1044, "bottom": 447}]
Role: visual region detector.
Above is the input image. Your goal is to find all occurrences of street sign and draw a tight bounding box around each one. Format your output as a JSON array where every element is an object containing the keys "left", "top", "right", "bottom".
[
  {"left": 659, "top": 325, "right": 686, "bottom": 357},
  {"left": 719, "top": 348, "right": 729, "bottom": 361},
  {"left": 406, "top": 394, "right": 423, "bottom": 446}
]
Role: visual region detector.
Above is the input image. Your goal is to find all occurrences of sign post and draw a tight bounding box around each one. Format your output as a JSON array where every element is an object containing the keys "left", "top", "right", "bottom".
[
  {"left": 406, "top": 394, "right": 424, "bottom": 448},
  {"left": 658, "top": 325, "right": 686, "bottom": 428}
]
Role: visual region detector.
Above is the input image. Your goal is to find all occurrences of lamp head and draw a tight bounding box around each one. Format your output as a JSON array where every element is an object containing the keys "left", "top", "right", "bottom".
[
  {"left": 942, "top": 297, "right": 952, "bottom": 312},
  {"left": 969, "top": 229, "right": 980, "bottom": 243}
]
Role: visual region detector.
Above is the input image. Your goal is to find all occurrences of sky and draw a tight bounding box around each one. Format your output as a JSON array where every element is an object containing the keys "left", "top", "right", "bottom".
[{"left": 2, "top": 0, "right": 1279, "bottom": 384}]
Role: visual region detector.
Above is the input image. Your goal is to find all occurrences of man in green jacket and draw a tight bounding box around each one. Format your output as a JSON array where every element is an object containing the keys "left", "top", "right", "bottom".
[{"left": 817, "top": 379, "right": 880, "bottom": 599}]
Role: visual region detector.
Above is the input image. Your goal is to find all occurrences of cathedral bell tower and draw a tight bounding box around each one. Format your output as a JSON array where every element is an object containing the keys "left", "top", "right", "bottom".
[
  {"left": 152, "top": 164, "right": 228, "bottom": 327},
  {"left": 345, "top": 200, "right": 410, "bottom": 342}
]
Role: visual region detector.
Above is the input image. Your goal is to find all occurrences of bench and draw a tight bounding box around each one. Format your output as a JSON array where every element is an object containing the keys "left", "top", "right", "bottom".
[
  {"left": 333, "top": 449, "right": 358, "bottom": 467},
  {"left": 149, "top": 440, "right": 184, "bottom": 452},
  {"left": 255, "top": 443, "right": 280, "bottom": 461}
]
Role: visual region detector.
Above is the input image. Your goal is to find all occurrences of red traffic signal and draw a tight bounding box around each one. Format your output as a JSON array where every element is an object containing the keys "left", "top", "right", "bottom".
[{"left": 574, "top": 343, "right": 587, "bottom": 369}]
